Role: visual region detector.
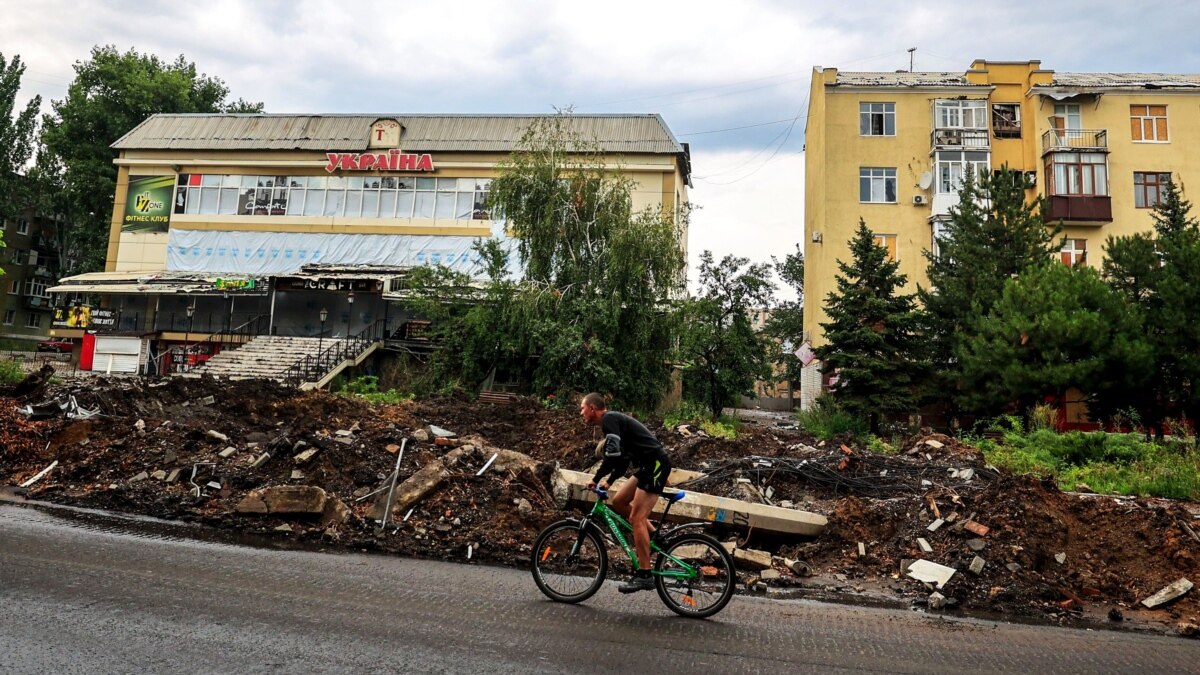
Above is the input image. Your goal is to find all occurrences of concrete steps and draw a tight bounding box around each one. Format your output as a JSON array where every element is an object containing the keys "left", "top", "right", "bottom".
[{"left": 189, "top": 336, "right": 346, "bottom": 381}]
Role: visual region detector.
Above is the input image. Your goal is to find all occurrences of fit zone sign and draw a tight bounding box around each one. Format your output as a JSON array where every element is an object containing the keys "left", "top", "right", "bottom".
[{"left": 325, "top": 150, "right": 434, "bottom": 172}]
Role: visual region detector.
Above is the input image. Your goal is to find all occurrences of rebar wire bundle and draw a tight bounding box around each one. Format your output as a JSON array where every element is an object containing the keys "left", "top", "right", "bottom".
[{"left": 676, "top": 452, "right": 999, "bottom": 499}]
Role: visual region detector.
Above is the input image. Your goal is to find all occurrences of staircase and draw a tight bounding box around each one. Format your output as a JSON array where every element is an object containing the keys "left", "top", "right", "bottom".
[{"left": 187, "top": 336, "right": 346, "bottom": 382}]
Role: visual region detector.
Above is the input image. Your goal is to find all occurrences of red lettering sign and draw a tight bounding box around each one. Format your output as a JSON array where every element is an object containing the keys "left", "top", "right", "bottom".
[{"left": 324, "top": 151, "right": 435, "bottom": 173}]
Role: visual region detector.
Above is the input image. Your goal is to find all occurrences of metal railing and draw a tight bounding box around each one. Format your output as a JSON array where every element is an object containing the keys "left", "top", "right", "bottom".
[
  {"left": 930, "top": 128, "right": 990, "bottom": 148},
  {"left": 282, "top": 318, "right": 387, "bottom": 387},
  {"left": 1042, "top": 129, "right": 1108, "bottom": 154},
  {"left": 164, "top": 314, "right": 270, "bottom": 375}
]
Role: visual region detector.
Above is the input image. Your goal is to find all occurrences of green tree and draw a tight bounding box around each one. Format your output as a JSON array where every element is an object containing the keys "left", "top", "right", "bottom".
[
  {"left": 40, "top": 45, "right": 263, "bottom": 274},
  {"left": 960, "top": 263, "right": 1153, "bottom": 418},
  {"left": 0, "top": 52, "right": 43, "bottom": 266},
  {"left": 816, "top": 219, "right": 922, "bottom": 434},
  {"left": 414, "top": 114, "right": 686, "bottom": 409},
  {"left": 1104, "top": 178, "right": 1200, "bottom": 431},
  {"left": 678, "top": 251, "right": 775, "bottom": 417},
  {"left": 763, "top": 243, "right": 804, "bottom": 403},
  {"left": 918, "top": 168, "right": 1062, "bottom": 414}
]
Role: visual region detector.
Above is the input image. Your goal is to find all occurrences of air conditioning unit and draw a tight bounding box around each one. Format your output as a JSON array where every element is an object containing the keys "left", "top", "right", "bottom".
[{"left": 912, "top": 195, "right": 927, "bottom": 205}]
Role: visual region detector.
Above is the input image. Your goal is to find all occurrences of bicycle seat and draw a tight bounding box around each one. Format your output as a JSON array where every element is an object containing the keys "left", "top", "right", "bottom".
[{"left": 662, "top": 489, "right": 686, "bottom": 503}]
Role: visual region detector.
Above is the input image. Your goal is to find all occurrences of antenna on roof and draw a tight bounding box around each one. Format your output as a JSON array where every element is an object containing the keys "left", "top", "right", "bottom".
[{"left": 908, "top": 48, "right": 916, "bottom": 72}]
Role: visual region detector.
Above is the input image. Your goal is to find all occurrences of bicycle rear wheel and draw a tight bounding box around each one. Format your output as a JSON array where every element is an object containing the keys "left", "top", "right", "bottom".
[
  {"left": 531, "top": 520, "right": 608, "bottom": 603},
  {"left": 653, "top": 532, "right": 736, "bottom": 618}
]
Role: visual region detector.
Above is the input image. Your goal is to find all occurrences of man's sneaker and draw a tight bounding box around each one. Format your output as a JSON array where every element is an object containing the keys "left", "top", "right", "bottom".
[{"left": 618, "top": 573, "right": 655, "bottom": 594}]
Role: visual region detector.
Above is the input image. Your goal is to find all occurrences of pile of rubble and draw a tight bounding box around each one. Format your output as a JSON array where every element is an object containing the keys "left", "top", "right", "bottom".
[{"left": 1, "top": 374, "right": 1197, "bottom": 637}]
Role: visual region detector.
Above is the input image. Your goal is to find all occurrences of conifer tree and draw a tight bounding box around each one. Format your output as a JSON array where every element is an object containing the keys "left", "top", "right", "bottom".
[
  {"left": 918, "top": 168, "right": 1062, "bottom": 414},
  {"left": 815, "top": 220, "right": 921, "bottom": 434}
]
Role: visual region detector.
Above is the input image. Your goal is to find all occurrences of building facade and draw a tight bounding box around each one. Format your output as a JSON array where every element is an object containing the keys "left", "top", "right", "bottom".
[
  {"left": 1, "top": 208, "right": 59, "bottom": 342},
  {"left": 801, "top": 60, "right": 1200, "bottom": 409},
  {"left": 50, "top": 113, "right": 691, "bottom": 374}
]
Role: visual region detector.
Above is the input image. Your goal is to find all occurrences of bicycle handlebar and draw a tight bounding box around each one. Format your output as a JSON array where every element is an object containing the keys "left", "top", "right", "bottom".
[{"left": 592, "top": 486, "right": 609, "bottom": 501}]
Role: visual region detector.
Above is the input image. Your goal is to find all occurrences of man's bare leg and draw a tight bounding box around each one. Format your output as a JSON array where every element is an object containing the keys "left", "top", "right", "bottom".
[{"left": 629, "top": 488, "right": 658, "bottom": 571}]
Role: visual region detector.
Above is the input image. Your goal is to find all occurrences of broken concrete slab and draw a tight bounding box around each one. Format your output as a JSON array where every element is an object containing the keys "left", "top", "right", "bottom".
[
  {"left": 206, "top": 430, "right": 229, "bottom": 443},
  {"left": 291, "top": 470, "right": 304, "bottom": 480},
  {"left": 552, "top": 468, "right": 827, "bottom": 537},
  {"left": 294, "top": 448, "right": 319, "bottom": 463},
  {"left": 250, "top": 453, "right": 271, "bottom": 469},
  {"left": 917, "top": 538, "right": 933, "bottom": 553},
  {"left": 412, "top": 429, "right": 430, "bottom": 442},
  {"left": 1055, "top": 552, "right": 1067, "bottom": 565},
  {"left": 906, "top": 559, "right": 956, "bottom": 589},
  {"left": 966, "top": 538, "right": 986, "bottom": 552},
  {"left": 335, "top": 429, "right": 354, "bottom": 437},
  {"left": 928, "top": 592, "right": 947, "bottom": 609},
  {"left": 924, "top": 440, "right": 944, "bottom": 449},
  {"left": 130, "top": 471, "right": 149, "bottom": 482},
  {"left": 969, "top": 556, "right": 986, "bottom": 575},
  {"left": 320, "top": 497, "right": 351, "bottom": 527},
  {"left": 151, "top": 470, "right": 167, "bottom": 481},
  {"left": 429, "top": 425, "right": 456, "bottom": 438},
  {"left": 1141, "top": 578, "right": 1193, "bottom": 609},
  {"left": 165, "top": 468, "right": 181, "bottom": 483},
  {"left": 236, "top": 486, "right": 328, "bottom": 515},
  {"left": 218, "top": 447, "right": 237, "bottom": 458},
  {"left": 927, "top": 518, "right": 945, "bottom": 532},
  {"left": 733, "top": 548, "right": 773, "bottom": 570},
  {"left": 333, "top": 436, "right": 355, "bottom": 445},
  {"left": 760, "top": 569, "right": 781, "bottom": 581},
  {"left": 369, "top": 446, "right": 471, "bottom": 521}
]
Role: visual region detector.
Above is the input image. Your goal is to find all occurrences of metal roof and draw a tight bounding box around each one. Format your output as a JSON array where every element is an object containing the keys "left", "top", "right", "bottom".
[
  {"left": 111, "top": 114, "right": 686, "bottom": 154},
  {"left": 832, "top": 72, "right": 982, "bottom": 88},
  {"left": 1046, "top": 73, "right": 1200, "bottom": 90}
]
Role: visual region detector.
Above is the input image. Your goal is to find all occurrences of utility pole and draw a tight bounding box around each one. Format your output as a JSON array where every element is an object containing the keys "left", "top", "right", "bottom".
[{"left": 908, "top": 48, "right": 916, "bottom": 72}]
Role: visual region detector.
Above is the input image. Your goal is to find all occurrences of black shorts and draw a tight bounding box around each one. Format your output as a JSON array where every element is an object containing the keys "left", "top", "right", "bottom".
[{"left": 633, "top": 453, "right": 671, "bottom": 494}]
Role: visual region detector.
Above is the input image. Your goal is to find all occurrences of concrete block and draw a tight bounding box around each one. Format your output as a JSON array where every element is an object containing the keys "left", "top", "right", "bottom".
[
  {"left": 236, "top": 486, "right": 328, "bottom": 515},
  {"left": 927, "top": 518, "right": 945, "bottom": 532},
  {"left": 219, "top": 447, "right": 237, "bottom": 458},
  {"left": 966, "top": 538, "right": 986, "bottom": 552},
  {"left": 1141, "top": 578, "right": 1193, "bottom": 609},
  {"left": 294, "top": 448, "right": 319, "bottom": 463},
  {"left": 969, "top": 556, "right": 986, "bottom": 575},
  {"left": 429, "top": 425, "right": 456, "bottom": 438},
  {"left": 906, "top": 559, "right": 956, "bottom": 589},
  {"left": 165, "top": 468, "right": 181, "bottom": 483},
  {"left": 733, "top": 548, "right": 773, "bottom": 570},
  {"left": 760, "top": 569, "right": 781, "bottom": 580},
  {"left": 251, "top": 452, "right": 271, "bottom": 469},
  {"left": 151, "top": 470, "right": 167, "bottom": 481},
  {"left": 130, "top": 471, "right": 149, "bottom": 482},
  {"left": 917, "top": 537, "right": 933, "bottom": 553}
]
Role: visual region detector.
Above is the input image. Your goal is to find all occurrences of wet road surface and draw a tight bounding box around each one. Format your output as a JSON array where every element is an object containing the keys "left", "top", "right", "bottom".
[{"left": 0, "top": 502, "right": 1194, "bottom": 674}]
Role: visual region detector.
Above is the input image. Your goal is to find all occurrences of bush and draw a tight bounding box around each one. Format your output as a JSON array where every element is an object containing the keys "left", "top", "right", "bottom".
[
  {"left": 0, "top": 359, "right": 23, "bottom": 385},
  {"left": 796, "top": 395, "right": 867, "bottom": 440},
  {"left": 335, "top": 376, "right": 412, "bottom": 405},
  {"left": 662, "top": 400, "right": 739, "bottom": 439}
]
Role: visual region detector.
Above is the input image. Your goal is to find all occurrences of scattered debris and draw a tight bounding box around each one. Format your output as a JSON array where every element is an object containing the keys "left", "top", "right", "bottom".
[
  {"left": 19, "top": 460, "right": 58, "bottom": 488},
  {"left": 907, "top": 560, "right": 957, "bottom": 589},
  {"left": 1142, "top": 578, "right": 1194, "bottom": 609}
]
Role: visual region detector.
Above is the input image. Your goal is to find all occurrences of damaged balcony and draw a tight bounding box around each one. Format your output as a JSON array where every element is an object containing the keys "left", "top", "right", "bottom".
[
  {"left": 930, "top": 128, "right": 989, "bottom": 150},
  {"left": 1042, "top": 129, "right": 1108, "bottom": 154}
]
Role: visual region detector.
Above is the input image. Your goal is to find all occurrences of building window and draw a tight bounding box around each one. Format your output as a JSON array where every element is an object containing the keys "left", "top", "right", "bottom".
[
  {"left": 15, "top": 218, "right": 28, "bottom": 235},
  {"left": 1130, "top": 105, "right": 1168, "bottom": 142},
  {"left": 25, "top": 312, "right": 42, "bottom": 329},
  {"left": 1134, "top": 172, "right": 1171, "bottom": 208},
  {"left": 10, "top": 249, "right": 27, "bottom": 265},
  {"left": 1, "top": 309, "right": 13, "bottom": 325},
  {"left": 6, "top": 279, "right": 18, "bottom": 295},
  {"left": 931, "top": 219, "right": 949, "bottom": 259},
  {"left": 992, "top": 104, "right": 1021, "bottom": 138},
  {"left": 872, "top": 234, "right": 898, "bottom": 261},
  {"left": 24, "top": 279, "right": 47, "bottom": 298},
  {"left": 1060, "top": 238, "right": 1087, "bottom": 267},
  {"left": 935, "top": 100, "right": 987, "bottom": 129},
  {"left": 937, "top": 151, "right": 989, "bottom": 195},
  {"left": 1046, "top": 153, "right": 1108, "bottom": 196},
  {"left": 1052, "top": 104, "right": 1082, "bottom": 131},
  {"left": 859, "top": 168, "right": 897, "bottom": 203},
  {"left": 174, "top": 173, "right": 493, "bottom": 221},
  {"left": 860, "top": 102, "right": 895, "bottom": 136}
]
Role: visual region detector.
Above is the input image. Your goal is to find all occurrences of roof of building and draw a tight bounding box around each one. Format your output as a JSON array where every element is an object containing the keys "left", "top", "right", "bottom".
[
  {"left": 1046, "top": 73, "right": 1200, "bottom": 89},
  {"left": 832, "top": 71, "right": 982, "bottom": 88},
  {"left": 111, "top": 113, "right": 687, "bottom": 155}
]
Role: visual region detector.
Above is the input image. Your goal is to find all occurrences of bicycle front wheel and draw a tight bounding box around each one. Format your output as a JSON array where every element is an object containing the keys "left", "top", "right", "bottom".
[
  {"left": 654, "top": 532, "right": 736, "bottom": 618},
  {"left": 531, "top": 520, "right": 608, "bottom": 603}
]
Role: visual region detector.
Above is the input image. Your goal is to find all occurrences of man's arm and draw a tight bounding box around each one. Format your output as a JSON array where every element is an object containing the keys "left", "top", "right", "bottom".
[{"left": 591, "top": 433, "right": 628, "bottom": 486}]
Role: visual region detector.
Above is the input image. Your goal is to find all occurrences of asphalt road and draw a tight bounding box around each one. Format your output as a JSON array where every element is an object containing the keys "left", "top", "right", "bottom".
[{"left": 0, "top": 502, "right": 1195, "bottom": 675}]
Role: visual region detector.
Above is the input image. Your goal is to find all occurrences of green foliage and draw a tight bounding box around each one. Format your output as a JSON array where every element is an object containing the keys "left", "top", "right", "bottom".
[
  {"left": 1027, "top": 403, "right": 1058, "bottom": 432},
  {"left": 865, "top": 435, "right": 898, "bottom": 455},
  {"left": 678, "top": 251, "right": 775, "bottom": 417},
  {"left": 763, "top": 243, "right": 805, "bottom": 386},
  {"left": 959, "top": 263, "right": 1153, "bottom": 417},
  {"left": 335, "top": 376, "right": 413, "bottom": 405},
  {"left": 0, "top": 359, "right": 23, "bottom": 385},
  {"left": 815, "top": 219, "right": 923, "bottom": 434},
  {"left": 918, "top": 168, "right": 1062, "bottom": 413},
  {"left": 1103, "top": 178, "right": 1200, "bottom": 434},
  {"left": 699, "top": 417, "right": 739, "bottom": 440},
  {"left": 981, "top": 430, "right": 1200, "bottom": 499},
  {"left": 795, "top": 395, "right": 868, "bottom": 440},
  {"left": 662, "top": 400, "right": 714, "bottom": 428},
  {"left": 40, "top": 45, "right": 263, "bottom": 274},
  {"left": 410, "top": 113, "right": 686, "bottom": 409},
  {"left": 0, "top": 52, "right": 42, "bottom": 263}
]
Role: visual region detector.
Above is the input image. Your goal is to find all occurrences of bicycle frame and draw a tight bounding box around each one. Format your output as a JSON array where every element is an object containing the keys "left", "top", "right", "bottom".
[{"left": 574, "top": 497, "right": 698, "bottom": 581}]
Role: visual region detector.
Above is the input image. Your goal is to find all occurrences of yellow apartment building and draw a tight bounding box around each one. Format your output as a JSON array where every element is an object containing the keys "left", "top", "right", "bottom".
[
  {"left": 49, "top": 113, "right": 690, "bottom": 374},
  {"left": 801, "top": 60, "right": 1200, "bottom": 409}
]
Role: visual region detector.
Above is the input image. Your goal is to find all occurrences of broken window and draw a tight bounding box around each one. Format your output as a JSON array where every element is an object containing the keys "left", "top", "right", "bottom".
[
  {"left": 935, "top": 100, "right": 987, "bottom": 129},
  {"left": 991, "top": 104, "right": 1021, "bottom": 138},
  {"left": 859, "top": 102, "right": 895, "bottom": 136}
]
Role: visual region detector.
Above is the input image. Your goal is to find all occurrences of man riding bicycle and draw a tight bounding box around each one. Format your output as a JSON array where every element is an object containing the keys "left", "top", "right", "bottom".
[{"left": 580, "top": 392, "right": 672, "bottom": 593}]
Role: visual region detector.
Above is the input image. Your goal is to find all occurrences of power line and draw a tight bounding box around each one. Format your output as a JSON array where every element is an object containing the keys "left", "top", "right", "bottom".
[{"left": 678, "top": 116, "right": 800, "bottom": 137}]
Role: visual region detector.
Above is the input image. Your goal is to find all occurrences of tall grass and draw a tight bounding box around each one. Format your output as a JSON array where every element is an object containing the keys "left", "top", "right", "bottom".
[{"left": 795, "top": 395, "right": 867, "bottom": 440}]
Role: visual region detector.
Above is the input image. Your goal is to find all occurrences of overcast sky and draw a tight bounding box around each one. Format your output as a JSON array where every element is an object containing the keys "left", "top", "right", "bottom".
[{"left": 4, "top": 0, "right": 1200, "bottom": 299}]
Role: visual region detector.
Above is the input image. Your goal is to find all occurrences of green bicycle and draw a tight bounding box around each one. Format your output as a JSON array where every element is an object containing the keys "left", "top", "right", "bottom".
[{"left": 531, "top": 486, "right": 737, "bottom": 618}]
